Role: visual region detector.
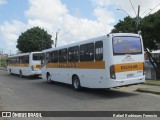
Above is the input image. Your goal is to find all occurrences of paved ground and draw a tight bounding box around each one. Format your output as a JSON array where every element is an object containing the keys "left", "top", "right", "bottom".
[
  {"left": 0, "top": 70, "right": 160, "bottom": 120},
  {"left": 114, "top": 84, "right": 160, "bottom": 95}
]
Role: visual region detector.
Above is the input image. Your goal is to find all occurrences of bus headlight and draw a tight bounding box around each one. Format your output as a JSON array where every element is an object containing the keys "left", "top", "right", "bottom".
[{"left": 31, "top": 65, "right": 34, "bottom": 71}]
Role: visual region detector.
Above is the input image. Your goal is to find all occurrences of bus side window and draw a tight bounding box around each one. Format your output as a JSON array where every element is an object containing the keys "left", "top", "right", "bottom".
[
  {"left": 59, "top": 48, "right": 67, "bottom": 63},
  {"left": 46, "top": 52, "right": 51, "bottom": 63},
  {"left": 16, "top": 57, "right": 19, "bottom": 64},
  {"left": 80, "top": 43, "right": 94, "bottom": 62},
  {"left": 95, "top": 41, "right": 103, "bottom": 61},
  {"left": 22, "top": 56, "right": 25, "bottom": 63},
  {"left": 88, "top": 43, "right": 94, "bottom": 61},
  {"left": 26, "top": 55, "right": 29, "bottom": 63},
  {"left": 68, "top": 46, "right": 79, "bottom": 62},
  {"left": 21, "top": 55, "right": 29, "bottom": 64},
  {"left": 51, "top": 50, "right": 58, "bottom": 63},
  {"left": 19, "top": 57, "right": 22, "bottom": 63},
  {"left": 8, "top": 58, "right": 11, "bottom": 64},
  {"left": 41, "top": 53, "right": 46, "bottom": 66}
]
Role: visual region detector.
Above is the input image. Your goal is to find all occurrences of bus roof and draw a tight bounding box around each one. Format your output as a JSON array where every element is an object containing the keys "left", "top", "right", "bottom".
[
  {"left": 42, "top": 33, "right": 141, "bottom": 53},
  {"left": 8, "top": 52, "right": 41, "bottom": 58}
]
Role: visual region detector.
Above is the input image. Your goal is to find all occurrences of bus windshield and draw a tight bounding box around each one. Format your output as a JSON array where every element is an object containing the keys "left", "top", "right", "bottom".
[
  {"left": 113, "top": 36, "right": 142, "bottom": 55},
  {"left": 33, "top": 53, "right": 41, "bottom": 60}
]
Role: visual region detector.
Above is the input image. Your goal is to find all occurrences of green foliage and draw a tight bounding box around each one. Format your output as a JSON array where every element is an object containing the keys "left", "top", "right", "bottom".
[
  {"left": 0, "top": 60, "right": 7, "bottom": 69},
  {"left": 16, "top": 27, "right": 53, "bottom": 52},
  {"left": 112, "top": 16, "right": 136, "bottom": 33},
  {"left": 145, "top": 80, "right": 160, "bottom": 86},
  {"left": 141, "top": 10, "right": 160, "bottom": 50},
  {"left": 112, "top": 10, "right": 160, "bottom": 51}
]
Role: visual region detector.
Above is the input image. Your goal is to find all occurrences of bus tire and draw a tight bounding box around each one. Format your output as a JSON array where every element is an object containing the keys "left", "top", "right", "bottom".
[
  {"left": 47, "top": 73, "right": 52, "bottom": 84},
  {"left": 19, "top": 70, "right": 23, "bottom": 78},
  {"left": 9, "top": 69, "right": 12, "bottom": 75},
  {"left": 72, "top": 76, "right": 81, "bottom": 91}
]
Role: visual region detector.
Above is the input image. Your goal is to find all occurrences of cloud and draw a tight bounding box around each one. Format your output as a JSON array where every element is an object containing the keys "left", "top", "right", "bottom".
[
  {"left": 0, "top": 20, "right": 27, "bottom": 52},
  {"left": 92, "top": 0, "right": 160, "bottom": 17},
  {"left": 25, "top": 0, "right": 68, "bottom": 24},
  {"left": 0, "top": 0, "right": 7, "bottom": 6},
  {"left": 25, "top": 0, "right": 114, "bottom": 42},
  {"left": 94, "top": 7, "right": 115, "bottom": 24},
  {"left": 1, "top": 0, "right": 159, "bottom": 53},
  {"left": 28, "top": 0, "right": 115, "bottom": 45}
]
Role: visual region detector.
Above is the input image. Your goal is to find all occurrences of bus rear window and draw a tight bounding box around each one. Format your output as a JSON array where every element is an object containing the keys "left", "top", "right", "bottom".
[
  {"left": 113, "top": 36, "right": 142, "bottom": 55},
  {"left": 33, "top": 53, "right": 41, "bottom": 60}
]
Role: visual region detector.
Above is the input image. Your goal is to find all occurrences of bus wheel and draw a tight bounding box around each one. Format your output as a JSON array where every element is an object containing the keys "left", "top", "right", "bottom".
[
  {"left": 9, "top": 69, "right": 12, "bottom": 75},
  {"left": 47, "top": 73, "right": 52, "bottom": 84},
  {"left": 19, "top": 70, "right": 23, "bottom": 78},
  {"left": 72, "top": 76, "right": 81, "bottom": 91}
]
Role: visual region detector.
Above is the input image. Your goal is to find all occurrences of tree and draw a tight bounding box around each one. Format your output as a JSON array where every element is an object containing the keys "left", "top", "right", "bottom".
[
  {"left": 16, "top": 27, "right": 53, "bottom": 53},
  {"left": 140, "top": 10, "right": 160, "bottom": 79},
  {"left": 112, "top": 16, "right": 137, "bottom": 33},
  {"left": 141, "top": 10, "right": 160, "bottom": 51},
  {"left": 112, "top": 10, "right": 160, "bottom": 51}
]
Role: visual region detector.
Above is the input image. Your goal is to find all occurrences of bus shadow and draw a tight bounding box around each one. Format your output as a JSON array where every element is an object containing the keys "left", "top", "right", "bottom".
[
  {"left": 4, "top": 72, "right": 139, "bottom": 99},
  {"left": 33, "top": 81, "right": 139, "bottom": 100},
  {"left": 7, "top": 73, "right": 41, "bottom": 80}
]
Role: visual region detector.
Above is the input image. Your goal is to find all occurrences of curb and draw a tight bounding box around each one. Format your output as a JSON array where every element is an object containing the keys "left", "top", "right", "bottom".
[
  {"left": 136, "top": 88, "right": 160, "bottom": 95},
  {"left": 144, "top": 83, "right": 160, "bottom": 87}
]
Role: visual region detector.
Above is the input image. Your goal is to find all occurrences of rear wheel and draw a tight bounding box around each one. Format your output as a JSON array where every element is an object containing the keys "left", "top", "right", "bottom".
[
  {"left": 19, "top": 70, "right": 23, "bottom": 78},
  {"left": 47, "top": 73, "right": 52, "bottom": 84},
  {"left": 72, "top": 76, "right": 81, "bottom": 91},
  {"left": 9, "top": 69, "right": 12, "bottom": 75}
]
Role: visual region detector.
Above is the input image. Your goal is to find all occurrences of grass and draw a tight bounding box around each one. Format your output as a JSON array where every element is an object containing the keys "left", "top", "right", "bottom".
[
  {"left": 0, "top": 60, "right": 7, "bottom": 70},
  {"left": 145, "top": 80, "right": 160, "bottom": 86}
]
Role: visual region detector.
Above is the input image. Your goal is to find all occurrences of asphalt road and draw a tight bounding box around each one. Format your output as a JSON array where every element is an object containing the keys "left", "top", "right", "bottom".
[{"left": 0, "top": 70, "right": 160, "bottom": 120}]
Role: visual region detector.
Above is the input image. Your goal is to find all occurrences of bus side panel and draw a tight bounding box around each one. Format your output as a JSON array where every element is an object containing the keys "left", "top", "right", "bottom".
[{"left": 43, "top": 68, "right": 111, "bottom": 88}]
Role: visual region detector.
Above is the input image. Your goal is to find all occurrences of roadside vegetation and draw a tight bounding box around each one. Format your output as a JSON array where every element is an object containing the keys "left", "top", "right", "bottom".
[
  {"left": 145, "top": 80, "right": 160, "bottom": 86},
  {"left": 0, "top": 60, "right": 7, "bottom": 69}
]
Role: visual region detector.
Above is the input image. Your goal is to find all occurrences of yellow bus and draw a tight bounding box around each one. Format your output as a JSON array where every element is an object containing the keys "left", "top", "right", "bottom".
[
  {"left": 41, "top": 33, "right": 145, "bottom": 90},
  {"left": 7, "top": 52, "right": 41, "bottom": 77}
]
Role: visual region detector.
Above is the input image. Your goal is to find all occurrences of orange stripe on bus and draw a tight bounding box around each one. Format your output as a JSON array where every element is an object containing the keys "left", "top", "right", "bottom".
[
  {"left": 8, "top": 64, "right": 29, "bottom": 67},
  {"left": 46, "top": 61, "right": 105, "bottom": 69},
  {"left": 35, "top": 64, "right": 41, "bottom": 69},
  {"left": 114, "top": 62, "right": 144, "bottom": 73}
]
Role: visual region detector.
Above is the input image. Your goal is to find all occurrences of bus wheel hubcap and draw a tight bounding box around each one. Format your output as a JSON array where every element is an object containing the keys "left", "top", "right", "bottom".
[
  {"left": 48, "top": 75, "right": 51, "bottom": 82},
  {"left": 74, "top": 79, "right": 79, "bottom": 88}
]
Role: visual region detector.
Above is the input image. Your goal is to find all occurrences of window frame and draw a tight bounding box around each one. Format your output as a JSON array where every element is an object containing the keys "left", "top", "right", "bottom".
[
  {"left": 95, "top": 41, "right": 103, "bottom": 61},
  {"left": 80, "top": 43, "right": 94, "bottom": 62},
  {"left": 59, "top": 48, "right": 68, "bottom": 63},
  {"left": 68, "top": 46, "right": 79, "bottom": 62}
]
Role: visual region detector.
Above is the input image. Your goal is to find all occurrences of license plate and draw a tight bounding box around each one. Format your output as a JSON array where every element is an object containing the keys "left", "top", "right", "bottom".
[{"left": 127, "top": 74, "right": 133, "bottom": 78}]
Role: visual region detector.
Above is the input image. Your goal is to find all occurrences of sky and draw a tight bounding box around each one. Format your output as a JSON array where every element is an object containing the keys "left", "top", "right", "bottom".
[{"left": 0, "top": 0, "right": 160, "bottom": 54}]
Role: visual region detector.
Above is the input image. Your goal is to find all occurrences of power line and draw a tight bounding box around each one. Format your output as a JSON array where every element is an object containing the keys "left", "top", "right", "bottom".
[
  {"left": 140, "top": 9, "right": 152, "bottom": 17},
  {"left": 129, "top": 0, "right": 137, "bottom": 16},
  {"left": 146, "top": 3, "right": 160, "bottom": 16}
]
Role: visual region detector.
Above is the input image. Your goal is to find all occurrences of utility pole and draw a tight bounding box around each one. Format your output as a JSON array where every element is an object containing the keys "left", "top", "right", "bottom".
[
  {"left": 136, "top": 5, "right": 140, "bottom": 33},
  {"left": 55, "top": 29, "right": 60, "bottom": 48},
  {"left": 10, "top": 50, "right": 11, "bottom": 56}
]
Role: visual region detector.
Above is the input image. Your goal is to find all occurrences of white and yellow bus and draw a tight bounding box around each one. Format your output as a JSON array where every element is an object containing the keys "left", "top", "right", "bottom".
[
  {"left": 41, "top": 33, "right": 145, "bottom": 90},
  {"left": 7, "top": 52, "right": 41, "bottom": 77}
]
